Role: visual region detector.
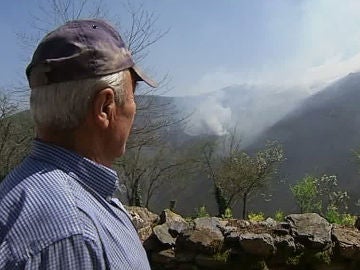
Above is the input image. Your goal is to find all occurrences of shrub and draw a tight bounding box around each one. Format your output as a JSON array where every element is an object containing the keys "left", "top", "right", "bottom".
[
  {"left": 325, "top": 206, "right": 342, "bottom": 224},
  {"left": 221, "top": 207, "right": 233, "bottom": 219},
  {"left": 325, "top": 206, "right": 356, "bottom": 226},
  {"left": 341, "top": 213, "right": 356, "bottom": 226},
  {"left": 213, "top": 249, "right": 231, "bottom": 262},
  {"left": 274, "top": 210, "right": 285, "bottom": 222},
  {"left": 248, "top": 212, "right": 265, "bottom": 222},
  {"left": 195, "top": 205, "right": 210, "bottom": 218}
]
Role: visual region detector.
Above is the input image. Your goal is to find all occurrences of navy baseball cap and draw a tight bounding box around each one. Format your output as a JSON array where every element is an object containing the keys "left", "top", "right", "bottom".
[{"left": 26, "top": 19, "right": 157, "bottom": 88}]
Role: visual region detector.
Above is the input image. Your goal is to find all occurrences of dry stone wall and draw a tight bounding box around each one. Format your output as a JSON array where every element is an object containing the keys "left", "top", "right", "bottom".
[{"left": 125, "top": 207, "right": 360, "bottom": 270}]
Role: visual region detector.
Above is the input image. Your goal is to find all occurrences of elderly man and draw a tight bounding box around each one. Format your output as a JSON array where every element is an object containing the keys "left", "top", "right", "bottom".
[{"left": 0, "top": 19, "right": 156, "bottom": 269}]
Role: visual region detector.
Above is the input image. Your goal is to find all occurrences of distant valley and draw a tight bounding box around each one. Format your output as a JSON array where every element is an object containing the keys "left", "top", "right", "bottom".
[{"left": 9, "top": 72, "right": 360, "bottom": 217}]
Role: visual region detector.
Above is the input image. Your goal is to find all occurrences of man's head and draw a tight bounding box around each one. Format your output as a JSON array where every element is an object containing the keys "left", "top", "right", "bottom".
[{"left": 27, "top": 19, "right": 156, "bottom": 166}]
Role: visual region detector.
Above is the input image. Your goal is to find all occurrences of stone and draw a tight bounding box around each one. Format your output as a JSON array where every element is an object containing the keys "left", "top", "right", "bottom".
[
  {"left": 274, "top": 235, "right": 296, "bottom": 253},
  {"left": 124, "top": 206, "right": 159, "bottom": 244},
  {"left": 269, "top": 235, "right": 297, "bottom": 266},
  {"left": 217, "top": 219, "right": 229, "bottom": 231},
  {"left": 176, "top": 228, "right": 224, "bottom": 255},
  {"left": 124, "top": 206, "right": 159, "bottom": 230},
  {"left": 273, "top": 222, "right": 291, "bottom": 236},
  {"left": 221, "top": 226, "right": 238, "bottom": 237},
  {"left": 151, "top": 248, "right": 176, "bottom": 265},
  {"left": 332, "top": 225, "right": 360, "bottom": 260},
  {"left": 232, "top": 219, "right": 251, "bottom": 228},
  {"left": 224, "top": 230, "right": 242, "bottom": 254},
  {"left": 354, "top": 216, "right": 360, "bottom": 230},
  {"left": 194, "top": 217, "right": 222, "bottom": 231},
  {"left": 160, "top": 209, "right": 190, "bottom": 237},
  {"left": 175, "top": 251, "right": 196, "bottom": 263},
  {"left": 195, "top": 254, "right": 228, "bottom": 269},
  {"left": 264, "top": 217, "right": 277, "bottom": 227},
  {"left": 193, "top": 217, "right": 224, "bottom": 239},
  {"left": 153, "top": 223, "right": 176, "bottom": 247},
  {"left": 175, "top": 263, "right": 198, "bottom": 270},
  {"left": 285, "top": 213, "right": 332, "bottom": 249},
  {"left": 137, "top": 225, "right": 153, "bottom": 243},
  {"left": 239, "top": 233, "right": 276, "bottom": 257}
]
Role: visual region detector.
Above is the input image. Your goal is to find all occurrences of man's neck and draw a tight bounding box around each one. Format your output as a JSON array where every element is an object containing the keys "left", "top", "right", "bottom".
[{"left": 36, "top": 126, "right": 113, "bottom": 168}]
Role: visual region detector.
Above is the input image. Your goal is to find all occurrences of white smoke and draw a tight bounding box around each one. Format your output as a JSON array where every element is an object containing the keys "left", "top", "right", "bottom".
[
  {"left": 184, "top": 91, "right": 231, "bottom": 136},
  {"left": 179, "top": 83, "right": 309, "bottom": 146}
]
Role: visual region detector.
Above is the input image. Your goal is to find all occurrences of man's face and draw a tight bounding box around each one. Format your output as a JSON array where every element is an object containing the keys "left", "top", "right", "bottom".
[{"left": 109, "top": 70, "right": 137, "bottom": 158}]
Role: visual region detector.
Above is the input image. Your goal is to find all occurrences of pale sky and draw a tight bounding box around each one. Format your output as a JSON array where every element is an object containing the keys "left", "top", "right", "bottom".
[{"left": 1, "top": 0, "right": 360, "bottom": 97}]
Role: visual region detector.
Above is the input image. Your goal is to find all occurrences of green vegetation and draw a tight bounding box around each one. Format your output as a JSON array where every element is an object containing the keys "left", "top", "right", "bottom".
[
  {"left": 325, "top": 206, "right": 356, "bottom": 226},
  {"left": 291, "top": 174, "right": 353, "bottom": 225},
  {"left": 202, "top": 129, "right": 284, "bottom": 218},
  {"left": 0, "top": 94, "right": 33, "bottom": 181},
  {"left": 221, "top": 207, "right": 233, "bottom": 219},
  {"left": 286, "top": 253, "right": 303, "bottom": 266},
  {"left": 274, "top": 210, "right": 285, "bottom": 222},
  {"left": 286, "top": 249, "right": 332, "bottom": 267},
  {"left": 195, "top": 205, "right": 210, "bottom": 218},
  {"left": 212, "top": 249, "right": 231, "bottom": 262},
  {"left": 290, "top": 175, "right": 321, "bottom": 213},
  {"left": 248, "top": 212, "right": 265, "bottom": 222}
]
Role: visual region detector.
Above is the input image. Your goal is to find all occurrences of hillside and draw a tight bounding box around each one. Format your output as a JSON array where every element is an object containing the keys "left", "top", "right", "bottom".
[{"left": 248, "top": 72, "right": 360, "bottom": 214}]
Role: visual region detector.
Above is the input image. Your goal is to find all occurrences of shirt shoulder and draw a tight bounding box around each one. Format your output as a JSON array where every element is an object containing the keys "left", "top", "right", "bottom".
[
  {"left": 0, "top": 234, "right": 107, "bottom": 270},
  {"left": 0, "top": 156, "right": 84, "bottom": 263}
]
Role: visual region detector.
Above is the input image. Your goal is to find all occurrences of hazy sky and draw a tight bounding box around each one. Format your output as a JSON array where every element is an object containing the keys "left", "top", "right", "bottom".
[{"left": 1, "top": 0, "right": 360, "bottom": 97}]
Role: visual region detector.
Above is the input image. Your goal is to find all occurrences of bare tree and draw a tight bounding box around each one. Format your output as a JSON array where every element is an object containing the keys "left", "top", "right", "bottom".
[
  {"left": 116, "top": 144, "right": 190, "bottom": 209},
  {"left": 6, "top": 0, "right": 190, "bottom": 210},
  {"left": 0, "top": 92, "right": 33, "bottom": 180}
]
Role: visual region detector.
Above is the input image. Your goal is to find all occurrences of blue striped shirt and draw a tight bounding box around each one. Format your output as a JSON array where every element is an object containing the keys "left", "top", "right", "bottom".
[{"left": 0, "top": 140, "right": 150, "bottom": 269}]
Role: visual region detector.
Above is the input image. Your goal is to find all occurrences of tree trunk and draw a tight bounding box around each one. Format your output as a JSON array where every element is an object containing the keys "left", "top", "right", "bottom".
[
  {"left": 134, "top": 180, "right": 142, "bottom": 207},
  {"left": 214, "top": 184, "right": 227, "bottom": 217},
  {"left": 242, "top": 193, "right": 248, "bottom": 219}
]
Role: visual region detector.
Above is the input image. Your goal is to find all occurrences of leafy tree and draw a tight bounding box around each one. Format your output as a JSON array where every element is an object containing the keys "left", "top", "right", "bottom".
[
  {"left": 290, "top": 175, "right": 321, "bottom": 213},
  {"left": 316, "top": 174, "right": 350, "bottom": 213},
  {"left": 291, "top": 174, "right": 350, "bottom": 215},
  {"left": 202, "top": 130, "right": 284, "bottom": 218}
]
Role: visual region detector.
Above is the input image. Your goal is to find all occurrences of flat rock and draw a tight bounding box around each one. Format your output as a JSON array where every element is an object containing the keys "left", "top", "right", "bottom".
[
  {"left": 153, "top": 223, "right": 176, "bottom": 247},
  {"left": 151, "top": 248, "right": 176, "bottom": 265},
  {"left": 160, "top": 209, "right": 189, "bottom": 237},
  {"left": 332, "top": 225, "right": 360, "bottom": 259},
  {"left": 239, "top": 233, "right": 276, "bottom": 257},
  {"left": 194, "top": 217, "right": 221, "bottom": 230},
  {"left": 176, "top": 228, "right": 224, "bottom": 254},
  {"left": 285, "top": 213, "right": 332, "bottom": 249},
  {"left": 193, "top": 217, "right": 224, "bottom": 238},
  {"left": 125, "top": 206, "right": 159, "bottom": 230}
]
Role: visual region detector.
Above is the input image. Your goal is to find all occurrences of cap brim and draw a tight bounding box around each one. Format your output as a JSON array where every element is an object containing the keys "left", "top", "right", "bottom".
[{"left": 131, "top": 65, "right": 158, "bottom": 88}]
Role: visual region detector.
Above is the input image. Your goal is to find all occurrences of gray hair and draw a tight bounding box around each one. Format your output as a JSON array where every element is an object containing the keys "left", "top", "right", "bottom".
[{"left": 30, "top": 71, "right": 126, "bottom": 130}]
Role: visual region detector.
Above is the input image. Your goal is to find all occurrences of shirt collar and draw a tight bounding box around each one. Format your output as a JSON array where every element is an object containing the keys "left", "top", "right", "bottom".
[{"left": 30, "top": 139, "right": 119, "bottom": 199}]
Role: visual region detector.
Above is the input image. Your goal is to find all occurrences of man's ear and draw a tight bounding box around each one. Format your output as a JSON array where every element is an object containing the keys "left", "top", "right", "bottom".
[{"left": 92, "top": 88, "right": 116, "bottom": 128}]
